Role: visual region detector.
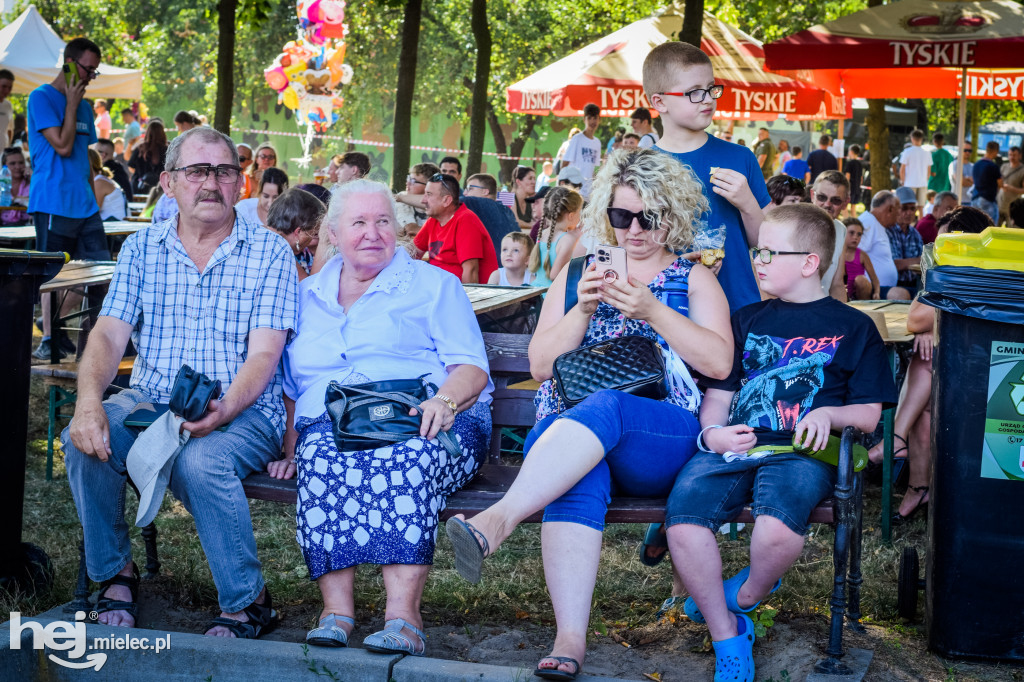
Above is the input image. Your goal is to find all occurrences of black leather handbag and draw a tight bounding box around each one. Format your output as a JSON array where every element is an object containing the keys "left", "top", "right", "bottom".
[
  {"left": 324, "top": 376, "right": 461, "bottom": 456},
  {"left": 552, "top": 335, "right": 667, "bottom": 409},
  {"left": 169, "top": 364, "right": 221, "bottom": 422},
  {"left": 553, "top": 255, "right": 667, "bottom": 409}
]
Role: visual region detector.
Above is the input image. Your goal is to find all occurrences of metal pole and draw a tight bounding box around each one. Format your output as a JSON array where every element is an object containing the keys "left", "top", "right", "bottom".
[{"left": 956, "top": 67, "right": 969, "bottom": 204}]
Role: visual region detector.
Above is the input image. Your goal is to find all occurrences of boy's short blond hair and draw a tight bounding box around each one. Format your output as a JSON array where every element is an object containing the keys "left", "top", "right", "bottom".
[
  {"left": 642, "top": 42, "right": 712, "bottom": 99},
  {"left": 765, "top": 204, "right": 836, "bottom": 277}
]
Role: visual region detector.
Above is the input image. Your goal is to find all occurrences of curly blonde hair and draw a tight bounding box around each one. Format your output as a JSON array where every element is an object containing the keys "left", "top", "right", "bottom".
[{"left": 581, "top": 148, "right": 709, "bottom": 253}]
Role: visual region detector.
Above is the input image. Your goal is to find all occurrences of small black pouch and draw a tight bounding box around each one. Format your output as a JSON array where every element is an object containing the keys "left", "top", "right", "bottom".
[{"left": 168, "top": 364, "right": 221, "bottom": 422}]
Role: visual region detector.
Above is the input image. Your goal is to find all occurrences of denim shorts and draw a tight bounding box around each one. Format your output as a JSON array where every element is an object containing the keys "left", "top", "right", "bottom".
[
  {"left": 665, "top": 450, "right": 837, "bottom": 536},
  {"left": 524, "top": 389, "right": 699, "bottom": 531}
]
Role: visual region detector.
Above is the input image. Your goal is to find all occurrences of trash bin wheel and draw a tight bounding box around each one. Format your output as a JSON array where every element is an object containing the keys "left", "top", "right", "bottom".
[{"left": 898, "top": 546, "right": 920, "bottom": 620}]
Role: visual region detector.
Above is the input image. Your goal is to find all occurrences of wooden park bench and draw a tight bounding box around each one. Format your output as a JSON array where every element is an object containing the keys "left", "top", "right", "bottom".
[{"left": 67, "top": 332, "right": 868, "bottom": 675}]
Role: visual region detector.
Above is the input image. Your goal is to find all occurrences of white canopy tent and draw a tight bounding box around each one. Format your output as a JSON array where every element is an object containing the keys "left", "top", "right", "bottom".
[{"left": 0, "top": 5, "right": 142, "bottom": 99}]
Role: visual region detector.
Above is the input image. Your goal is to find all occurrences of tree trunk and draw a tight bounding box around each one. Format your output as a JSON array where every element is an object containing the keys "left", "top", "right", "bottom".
[
  {"left": 467, "top": 0, "right": 491, "bottom": 178},
  {"left": 866, "top": 99, "right": 890, "bottom": 194},
  {"left": 392, "top": 0, "right": 424, "bottom": 191},
  {"left": 213, "top": 0, "right": 237, "bottom": 135},
  {"left": 969, "top": 98, "right": 980, "bottom": 164},
  {"left": 679, "top": 0, "right": 704, "bottom": 47}
]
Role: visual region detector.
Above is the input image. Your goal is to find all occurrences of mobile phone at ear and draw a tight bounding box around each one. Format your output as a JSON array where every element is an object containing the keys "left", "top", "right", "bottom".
[
  {"left": 594, "top": 244, "right": 628, "bottom": 283},
  {"left": 63, "top": 63, "right": 79, "bottom": 89}
]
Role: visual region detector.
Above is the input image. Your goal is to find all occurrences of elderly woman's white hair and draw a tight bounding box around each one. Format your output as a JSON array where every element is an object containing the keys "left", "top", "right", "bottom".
[{"left": 319, "top": 178, "right": 400, "bottom": 259}]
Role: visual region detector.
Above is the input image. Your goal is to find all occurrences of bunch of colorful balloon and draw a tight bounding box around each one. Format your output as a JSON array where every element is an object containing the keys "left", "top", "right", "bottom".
[{"left": 263, "top": 0, "right": 353, "bottom": 162}]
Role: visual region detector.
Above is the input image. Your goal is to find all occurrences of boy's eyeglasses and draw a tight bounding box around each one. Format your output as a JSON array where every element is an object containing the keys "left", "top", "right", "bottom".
[
  {"left": 660, "top": 85, "right": 725, "bottom": 104},
  {"left": 407, "top": 175, "right": 426, "bottom": 185},
  {"left": 750, "top": 248, "right": 811, "bottom": 264},
  {"left": 814, "top": 193, "right": 845, "bottom": 207},
  {"left": 171, "top": 164, "right": 242, "bottom": 184},
  {"left": 607, "top": 207, "right": 657, "bottom": 231}
]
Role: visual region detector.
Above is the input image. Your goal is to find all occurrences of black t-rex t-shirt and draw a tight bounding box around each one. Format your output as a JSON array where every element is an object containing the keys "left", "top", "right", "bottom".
[{"left": 709, "top": 297, "right": 898, "bottom": 447}]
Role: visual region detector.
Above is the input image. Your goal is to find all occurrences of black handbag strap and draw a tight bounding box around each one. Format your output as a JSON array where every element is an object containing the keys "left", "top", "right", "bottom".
[
  {"left": 325, "top": 383, "right": 462, "bottom": 458},
  {"left": 563, "top": 255, "right": 587, "bottom": 315}
]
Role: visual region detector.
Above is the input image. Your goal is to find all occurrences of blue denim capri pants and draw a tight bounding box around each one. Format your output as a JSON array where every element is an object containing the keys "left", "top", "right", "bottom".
[{"left": 524, "top": 389, "right": 700, "bottom": 531}]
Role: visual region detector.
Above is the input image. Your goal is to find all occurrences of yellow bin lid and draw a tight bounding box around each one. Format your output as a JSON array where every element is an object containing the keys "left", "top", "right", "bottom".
[{"left": 933, "top": 226, "right": 1024, "bottom": 273}]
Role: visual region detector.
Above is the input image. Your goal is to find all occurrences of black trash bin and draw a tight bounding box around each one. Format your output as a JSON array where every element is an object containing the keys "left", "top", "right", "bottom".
[
  {"left": 0, "top": 248, "right": 67, "bottom": 593},
  {"left": 920, "top": 253, "right": 1024, "bottom": 661}
]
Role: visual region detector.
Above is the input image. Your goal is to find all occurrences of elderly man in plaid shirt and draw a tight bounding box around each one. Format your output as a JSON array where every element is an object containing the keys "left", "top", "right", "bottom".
[
  {"left": 887, "top": 186, "right": 925, "bottom": 296},
  {"left": 63, "top": 127, "right": 298, "bottom": 639}
]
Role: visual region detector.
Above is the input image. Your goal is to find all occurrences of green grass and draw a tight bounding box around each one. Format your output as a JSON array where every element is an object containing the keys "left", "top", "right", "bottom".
[{"left": 12, "top": 377, "right": 930, "bottom": 637}]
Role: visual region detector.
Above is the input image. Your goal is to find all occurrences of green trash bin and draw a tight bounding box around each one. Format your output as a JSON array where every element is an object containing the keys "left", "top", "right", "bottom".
[{"left": 918, "top": 227, "right": 1024, "bottom": 661}]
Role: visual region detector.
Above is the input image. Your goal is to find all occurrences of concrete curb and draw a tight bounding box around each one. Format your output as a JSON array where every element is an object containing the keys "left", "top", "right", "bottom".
[{"left": 0, "top": 607, "right": 635, "bottom": 681}]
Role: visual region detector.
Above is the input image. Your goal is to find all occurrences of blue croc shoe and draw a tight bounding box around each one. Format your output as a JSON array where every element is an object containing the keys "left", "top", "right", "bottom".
[
  {"left": 684, "top": 566, "right": 781, "bottom": 624},
  {"left": 363, "top": 618, "right": 426, "bottom": 656},
  {"left": 713, "top": 613, "right": 756, "bottom": 682},
  {"left": 306, "top": 613, "right": 354, "bottom": 648}
]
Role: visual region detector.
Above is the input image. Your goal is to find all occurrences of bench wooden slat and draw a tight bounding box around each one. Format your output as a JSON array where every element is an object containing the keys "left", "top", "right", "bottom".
[{"left": 32, "top": 357, "right": 135, "bottom": 380}]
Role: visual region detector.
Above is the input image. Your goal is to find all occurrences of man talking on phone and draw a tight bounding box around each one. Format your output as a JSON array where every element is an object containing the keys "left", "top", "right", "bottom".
[{"left": 28, "top": 37, "right": 111, "bottom": 360}]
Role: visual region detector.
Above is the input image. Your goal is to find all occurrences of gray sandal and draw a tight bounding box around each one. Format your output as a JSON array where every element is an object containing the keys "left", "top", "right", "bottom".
[
  {"left": 446, "top": 517, "right": 489, "bottom": 584},
  {"left": 363, "top": 618, "right": 426, "bottom": 656},
  {"left": 306, "top": 613, "right": 354, "bottom": 648}
]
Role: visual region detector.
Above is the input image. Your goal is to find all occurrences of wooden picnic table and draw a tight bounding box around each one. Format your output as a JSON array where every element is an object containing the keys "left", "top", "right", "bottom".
[
  {"left": 464, "top": 283, "right": 545, "bottom": 315},
  {"left": 39, "top": 260, "right": 116, "bottom": 295},
  {"left": 846, "top": 299, "right": 914, "bottom": 344},
  {"left": 0, "top": 221, "right": 144, "bottom": 248},
  {"left": 128, "top": 201, "right": 146, "bottom": 213}
]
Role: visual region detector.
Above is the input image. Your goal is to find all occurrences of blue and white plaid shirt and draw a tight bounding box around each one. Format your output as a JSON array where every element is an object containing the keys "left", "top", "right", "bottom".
[
  {"left": 100, "top": 215, "right": 299, "bottom": 435},
  {"left": 885, "top": 225, "right": 924, "bottom": 285}
]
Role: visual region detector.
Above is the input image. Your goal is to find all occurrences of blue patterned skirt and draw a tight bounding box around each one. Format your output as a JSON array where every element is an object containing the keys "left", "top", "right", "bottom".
[{"left": 294, "top": 402, "right": 491, "bottom": 579}]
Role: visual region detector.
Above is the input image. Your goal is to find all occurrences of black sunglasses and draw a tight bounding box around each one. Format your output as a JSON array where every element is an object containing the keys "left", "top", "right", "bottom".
[{"left": 606, "top": 207, "right": 657, "bottom": 231}]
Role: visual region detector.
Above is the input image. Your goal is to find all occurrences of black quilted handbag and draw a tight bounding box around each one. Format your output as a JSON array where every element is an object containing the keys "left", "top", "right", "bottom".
[
  {"left": 551, "top": 335, "right": 667, "bottom": 409},
  {"left": 324, "top": 376, "right": 461, "bottom": 456}
]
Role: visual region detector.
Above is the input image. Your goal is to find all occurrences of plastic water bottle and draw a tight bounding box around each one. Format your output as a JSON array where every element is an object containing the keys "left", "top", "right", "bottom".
[{"left": 0, "top": 165, "right": 11, "bottom": 206}]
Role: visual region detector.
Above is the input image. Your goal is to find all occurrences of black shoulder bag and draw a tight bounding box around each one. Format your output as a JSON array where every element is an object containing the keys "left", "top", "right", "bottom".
[{"left": 325, "top": 375, "right": 461, "bottom": 456}]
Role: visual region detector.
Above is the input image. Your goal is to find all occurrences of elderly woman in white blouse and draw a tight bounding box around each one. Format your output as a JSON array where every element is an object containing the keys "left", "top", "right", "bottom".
[{"left": 267, "top": 179, "right": 492, "bottom": 655}]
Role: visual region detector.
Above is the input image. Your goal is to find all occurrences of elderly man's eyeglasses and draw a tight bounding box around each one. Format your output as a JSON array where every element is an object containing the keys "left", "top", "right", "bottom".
[
  {"left": 660, "top": 85, "right": 725, "bottom": 104},
  {"left": 750, "top": 248, "right": 811, "bottom": 264},
  {"left": 815, "top": 193, "right": 845, "bottom": 207},
  {"left": 171, "top": 164, "right": 242, "bottom": 184},
  {"left": 607, "top": 207, "right": 657, "bottom": 231}
]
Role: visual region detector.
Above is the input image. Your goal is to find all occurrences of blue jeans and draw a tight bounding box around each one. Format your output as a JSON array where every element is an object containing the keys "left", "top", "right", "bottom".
[
  {"left": 524, "top": 390, "right": 700, "bottom": 531},
  {"left": 665, "top": 450, "right": 837, "bottom": 536},
  {"left": 972, "top": 196, "right": 999, "bottom": 225},
  {"left": 64, "top": 389, "right": 282, "bottom": 612}
]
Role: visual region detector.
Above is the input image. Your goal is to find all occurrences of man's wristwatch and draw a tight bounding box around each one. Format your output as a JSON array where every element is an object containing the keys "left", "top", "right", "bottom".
[{"left": 434, "top": 393, "right": 458, "bottom": 415}]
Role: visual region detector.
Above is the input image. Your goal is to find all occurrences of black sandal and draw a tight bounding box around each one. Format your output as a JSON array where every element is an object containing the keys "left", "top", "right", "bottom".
[
  {"left": 94, "top": 562, "right": 140, "bottom": 624},
  {"left": 204, "top": 589, "right": 278, "bottom": 639},
  {"left": 892, "top": 485, "right": 930, "bottom": 526},
  {"left": 534, "top": 655, "right": 581, "bottom": 680}
]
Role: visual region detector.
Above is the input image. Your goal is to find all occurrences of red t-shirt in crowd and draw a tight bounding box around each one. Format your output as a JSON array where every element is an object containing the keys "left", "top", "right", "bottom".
[
  {"left": 915, "top": 213, "right": 938, "bottom": 245},
  {"left": 413, "top": 203, "right": 498, "bottom": 283}
]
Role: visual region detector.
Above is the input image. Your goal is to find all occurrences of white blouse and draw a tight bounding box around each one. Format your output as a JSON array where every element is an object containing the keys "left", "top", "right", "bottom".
[{"left": 283, "top": 248, "right": 493, "bottom": 421}]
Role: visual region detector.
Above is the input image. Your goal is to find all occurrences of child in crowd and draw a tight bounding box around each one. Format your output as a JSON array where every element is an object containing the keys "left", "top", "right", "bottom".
[
  {"left": 783, "top": 146, "right": 810, "bottom": 184},
  {"left": 528, "top": 186, "right": 583, "bottom": 288},
  {"left": 665, "top": 204, "right": 896, "bottom": 682},
  {"left": 841, "top": 217, "right": 880, "bottom": 300},
  {"left": 844, "top": 145, "right": 864, "bottom": 218},
  {"left": 922, "top": 189, "right": 937, "bottom": 216},
  {"left": 764, "top": 174, "right": 805, "bottom": 210},
  {"left": 488, "top": 232, "right": 535, "bottom": 286},
  {"left": 642, "top": 42, "right": 771, "bottom": 314},
  {"left": 1, "top": 146, "right": 30, "bottom": 225}
]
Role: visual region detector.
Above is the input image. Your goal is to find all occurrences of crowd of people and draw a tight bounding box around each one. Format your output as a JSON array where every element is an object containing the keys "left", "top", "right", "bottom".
[{"left": 18, "top": 32, "right": 1022, "bottom": 682}]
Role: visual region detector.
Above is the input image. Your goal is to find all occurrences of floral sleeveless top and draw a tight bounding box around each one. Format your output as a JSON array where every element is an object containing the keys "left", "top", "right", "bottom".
[{"left": 534, "top": 254, "right": 699, "bottom": 421}]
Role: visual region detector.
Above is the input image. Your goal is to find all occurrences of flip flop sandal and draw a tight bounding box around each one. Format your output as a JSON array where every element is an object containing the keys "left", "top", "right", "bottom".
[
  {"left": 639, "top": 523, "right": 668, "bottom": 567},
  {"left": 204, "top": 589, "right": 278, "bottom": 639},
  {"left": 684, "top": 566, "right": 781, "bottom": 624},
  {"left": 94, "top": 562, "right": 141, "bottom": 625},
  {"left": 446, "top": 517, "right": 489, "bottom": 584},
  {"left": 306, "top": 613, "right": 355, "bottom": 648},
  {"left": 713, "top": 613, "right": 756, "bottom": 682},
  {"left": 534, "top": 655, "right": 581, "bottom": 680},
  {"left": 363, "top": 617, "right": 426, "bottom": 656}
]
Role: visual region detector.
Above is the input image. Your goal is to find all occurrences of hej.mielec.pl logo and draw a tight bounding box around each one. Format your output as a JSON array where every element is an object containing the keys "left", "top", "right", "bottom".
[{"left": 10, "top": 610, "right": 171, "bottom": 670}]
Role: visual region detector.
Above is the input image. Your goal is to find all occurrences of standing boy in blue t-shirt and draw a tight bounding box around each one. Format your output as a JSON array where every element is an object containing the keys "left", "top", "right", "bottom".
[
  {"left": 642, "top": 42, "right": 771, "bottom": 314},
  {"left": 665, "top": 204, "right": 897, "bottom": 682}
]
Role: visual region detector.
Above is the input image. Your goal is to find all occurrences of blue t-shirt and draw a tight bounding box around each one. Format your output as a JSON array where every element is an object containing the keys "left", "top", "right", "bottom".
[
  {"left": 656, "top": 136, "right": 772, "bottom": 314},
  {"left": 972, "top": 158, "right": 1000, "bottom": 202},
  {"left": 782, "top": 158, "right": 809, "bottom": 180},
  {"left": 27, "top": 84, "right": 98, "bottom": 219},
  {"left": 462, "top": 195, "right": 517, "bottom": 255}
]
